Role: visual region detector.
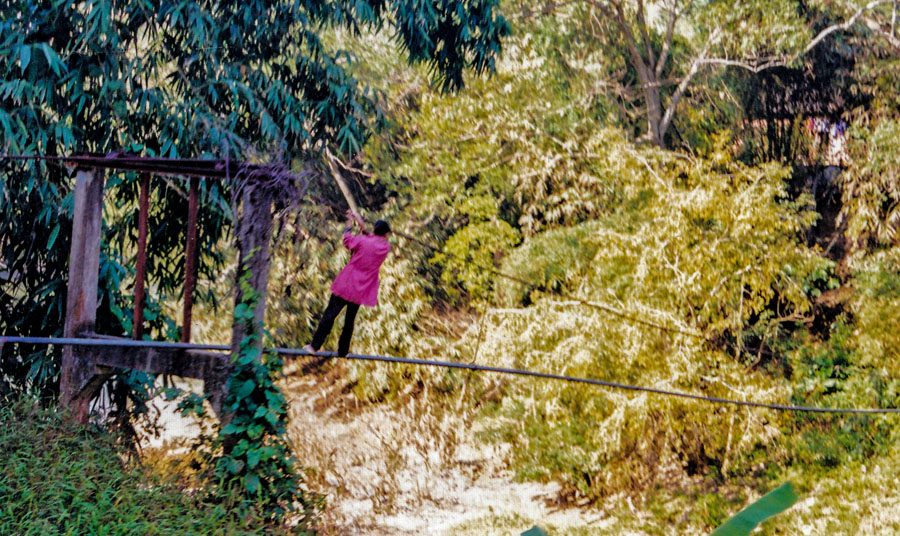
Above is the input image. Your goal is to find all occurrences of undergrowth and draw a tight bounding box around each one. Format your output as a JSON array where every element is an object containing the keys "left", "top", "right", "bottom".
[{"left": 0, "top": 400, "right": 279, "bottom": 536}]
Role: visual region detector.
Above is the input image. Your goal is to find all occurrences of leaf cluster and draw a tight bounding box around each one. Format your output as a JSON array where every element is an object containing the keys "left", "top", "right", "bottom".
[{"left": 209, "top": 266, "right": 322, "bottom": 527}]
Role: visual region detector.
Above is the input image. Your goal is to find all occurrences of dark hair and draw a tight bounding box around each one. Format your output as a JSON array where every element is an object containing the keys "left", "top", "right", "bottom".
[{"left": 373, "top": 219, "right": 390, "bottom": 236}]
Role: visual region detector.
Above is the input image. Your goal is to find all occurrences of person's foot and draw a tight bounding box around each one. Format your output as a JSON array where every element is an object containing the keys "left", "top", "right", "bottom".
[{"left": 302, "top": 344, "right": 316, "bottom": 355}]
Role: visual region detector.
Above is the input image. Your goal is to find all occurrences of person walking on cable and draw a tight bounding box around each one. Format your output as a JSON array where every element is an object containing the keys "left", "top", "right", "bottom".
[{"left": 303, "top": 210, "right": 391, "bottom": 357}]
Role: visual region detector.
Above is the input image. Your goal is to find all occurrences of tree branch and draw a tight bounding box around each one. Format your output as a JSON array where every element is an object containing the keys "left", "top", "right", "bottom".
[
  {"left": 798, "top": 0, "right": 893, "bottom": 56},
  {"left": 690, "top": 0, "right": 895, "bottom": 74},
  {"left": 862, "top": 15, "right": 900, "bottom": 50},
  {"left": 656, "top": 0, "right": 688, "bottom": 79},
  {"left": 692, "top": 56, "right": 784, "bottom": 72},
  {"left": 592, "top": 0, "right": 649, "bottom": 74},
  {"left": 323, "top": 148, "right": 362, "bottom": 219},
  {"left": 892, "top": 0, "right": 898, "bottom": 35},
  {"left": 658, "top": 27, "right": 720, "bottom": 139},
  {"left": 637, "top": 0, "right": 657, "bottom": 68},
  {"left": 893, "top": 0, "right": 898, "bottom": 35}
]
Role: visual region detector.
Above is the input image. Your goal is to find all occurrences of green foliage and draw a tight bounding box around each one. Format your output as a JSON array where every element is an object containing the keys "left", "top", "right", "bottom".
[
  {"left": 0, "top": 0, "right": 510, "bottom": 398},
  {"left": 369, "top": 37, "right": 640, "bottom": 237},
  {"left": 345, "top": 1, "right": 900, "bottom": 529},
  {"left": 0, "top": 0, "right": 509, "bottom": 159},
  {"left": 482, "top": 397, "right": 606, "bottom": 495},
  {"left": 851, "top": 248, "right": 900, "bottom": 373},
  {"left": 212, "top": 266, "right": 321, "bottom": 527},
  {"left": 447, "top": 138, "right": 839, "bottom": 502},
  {"left": 841, "top": 119, "right": 900, "bottom": 246},
  {"left": 496, "top": 221, "right": 604, "bottom": 306},
  {"left": 432, "top": 195, "right": 521, "bottom": 300},
  {"left": 696, "top": 0, "right": 811, "bottom": 59},
  {"left": 788, "top": 322, "right": 900, "bottom": 469},
  {"left": 4, "top": 0, "right": 900, "bottom": 529},
  {"left": 0, "top": 399, "right": 278, "bottom": 535},
  {"left": 696, "top": 492, "right": 748, "bottom": 530},
  {"left": 322, "top": 3, "right": 900, "bottom": 523}
]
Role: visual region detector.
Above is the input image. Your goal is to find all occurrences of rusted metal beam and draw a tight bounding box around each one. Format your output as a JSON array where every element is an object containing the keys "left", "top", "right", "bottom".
[
  {"left": 182, "top": 177, "right": 199, "bottom": 343},
  {"left": 133, "top": 173, "right": 150, "bottom": 340},
  {"left": 0, "top": 153, "right": 278, "bottom": 179}
]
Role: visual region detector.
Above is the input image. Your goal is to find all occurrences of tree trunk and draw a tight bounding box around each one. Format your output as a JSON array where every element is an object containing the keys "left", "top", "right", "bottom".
[
  {"left": 637, "top": 64, "right": 665, "bottom": 147},
  {"left": 210, "top": 176, "right": 274, "bottom": 431}
]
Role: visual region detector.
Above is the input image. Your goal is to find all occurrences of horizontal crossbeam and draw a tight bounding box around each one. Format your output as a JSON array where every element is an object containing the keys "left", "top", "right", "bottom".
[{"left": 0, "top": 153, "right": 277, "bottom": 179}]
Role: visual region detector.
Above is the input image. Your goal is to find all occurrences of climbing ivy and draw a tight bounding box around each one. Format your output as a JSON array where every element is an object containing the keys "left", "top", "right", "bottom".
[
  {"left": 167, "top": 262, "right": 321, "bottom": 528},
  {"left": 212, "top": 266, "right": 321, "bottom": 526}
]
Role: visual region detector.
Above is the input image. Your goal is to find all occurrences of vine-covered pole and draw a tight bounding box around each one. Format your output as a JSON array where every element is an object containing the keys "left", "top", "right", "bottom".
[
  {"left": 230, "top": 176, "right": 274, "bottom": 358},
  {"left": 207, "top": 173, "right": 275, "bottom": 418}
]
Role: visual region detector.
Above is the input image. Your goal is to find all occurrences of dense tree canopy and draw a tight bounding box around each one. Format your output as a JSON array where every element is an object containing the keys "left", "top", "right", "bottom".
[{"left": 1, "top": 0, "right": 509, "bottom": 157}]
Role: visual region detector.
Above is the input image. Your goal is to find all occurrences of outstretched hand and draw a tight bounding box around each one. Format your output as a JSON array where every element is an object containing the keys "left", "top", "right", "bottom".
[{"left": 345, "top": 209, "right": 367, "bottom": 232}]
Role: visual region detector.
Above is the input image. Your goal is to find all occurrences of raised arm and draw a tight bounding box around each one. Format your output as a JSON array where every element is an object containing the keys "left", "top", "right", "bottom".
[{"left": 342, "top": 209, "right": 365, "bottom": 251}]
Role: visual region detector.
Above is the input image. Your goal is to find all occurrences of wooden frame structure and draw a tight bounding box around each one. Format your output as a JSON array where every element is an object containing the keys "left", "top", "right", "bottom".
[{"left": 41, "top": 153, "right": 280, "bottom": 422}]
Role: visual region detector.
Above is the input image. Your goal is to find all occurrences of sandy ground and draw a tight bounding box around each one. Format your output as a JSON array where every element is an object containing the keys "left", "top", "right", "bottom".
[
  {"left": 280, "top": 359, "right": 603, "bottom": 535},
  {"left": 138, "top": 365, "right": 601, "bottom": 535}
]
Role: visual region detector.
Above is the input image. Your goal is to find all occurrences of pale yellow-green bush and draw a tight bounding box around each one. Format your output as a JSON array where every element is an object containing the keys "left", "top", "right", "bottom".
[
  {"left": 500, "top": 142, "right": 825, "bottom": 339},
  {"left": 468, "top": 146, "right": 835, "bottom": 499},
  {"left": 841, "top": 119, "right": 900, "bottom": 247},
  {"left": 471, "top": 301, "right": 787, "bottom": 498},
  {"left": 496, "top": 221, "right": 604, "bottom": 307},
  {"left": 848, "top": 247, "right": 900, "bottom": 376}
]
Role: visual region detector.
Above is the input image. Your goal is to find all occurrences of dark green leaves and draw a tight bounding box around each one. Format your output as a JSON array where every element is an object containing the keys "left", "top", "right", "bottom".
[
  {"left": 392, "top": 0, "right": 510, "bottom": 92},
  {"left": 235, "top": 379, "right": 256, "bottom": 400},
  {"left": 18, "top": 46, "right": 29, "bottom": 74},
  {"left": 2, "top": 0, "right": 508, "bottom": 163},
  {"left": 212, "top": 267, "right": 317, "bottom": 524}
]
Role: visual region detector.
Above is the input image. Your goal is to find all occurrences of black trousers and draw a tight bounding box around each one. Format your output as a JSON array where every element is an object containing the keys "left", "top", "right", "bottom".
[{"left": 310, "top": 294, "right": 360, "bottom": 357}]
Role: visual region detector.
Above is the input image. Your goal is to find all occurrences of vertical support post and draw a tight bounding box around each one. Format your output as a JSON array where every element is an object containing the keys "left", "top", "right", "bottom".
[
  {"left": 182, "top": 176, "right": 200, "bottom": 343},
  {"left": 60, "top": 167, "right": 107, "bottom": 422},
  {"left": 209, "top": 177, "right": 273, "bottom": 419},
  {"left": 230, "top": 178, "right": 274, "bottom": 359},
  {"left": 133, "top": 173, "right": 150, "bottom": 340}
]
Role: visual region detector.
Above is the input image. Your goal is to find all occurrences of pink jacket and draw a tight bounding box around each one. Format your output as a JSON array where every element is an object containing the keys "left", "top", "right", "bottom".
[{"left": 331, "top": 232, "right": 391, "bottom": 306}]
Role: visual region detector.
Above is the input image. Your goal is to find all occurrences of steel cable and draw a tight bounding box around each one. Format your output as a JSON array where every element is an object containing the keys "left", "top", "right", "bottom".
[{"left": 3, "top": 335, "right": 899, "bottom": 414}]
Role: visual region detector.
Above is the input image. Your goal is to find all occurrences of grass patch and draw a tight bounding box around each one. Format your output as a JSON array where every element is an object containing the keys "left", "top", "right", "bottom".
[{"left": 0, "top": 399, "right": 297, "bottom": 535}]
